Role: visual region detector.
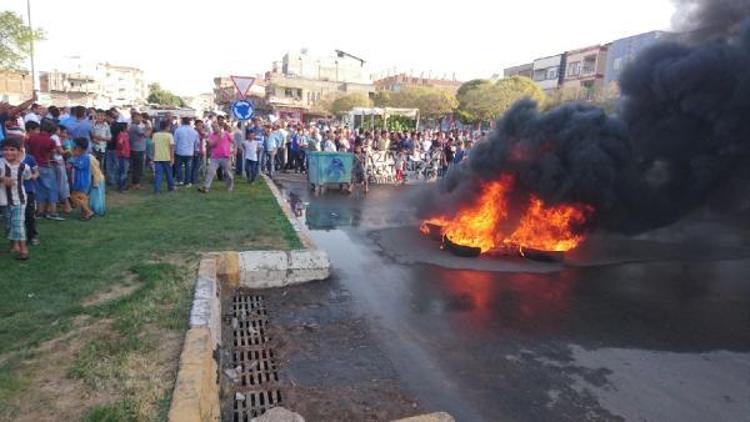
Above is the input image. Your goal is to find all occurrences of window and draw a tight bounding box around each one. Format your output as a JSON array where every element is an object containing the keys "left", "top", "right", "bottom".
[
  {"left": 582, "top": 81, "right": 595, "bottom": 101},
  {"left": 284, "top": 88, "right": 294, "bottom": 97},
  {"left": 546, "top": 67, "right": 558, "bottom": 80},
  {"left": 533, "top": 69, "right": 546, "bottom": 82},
  {"left": 613, "top": 57, "right": 624, "bottom": 72},
  {"left": 567, "top": 62, "right": 581, "bottom": 77},
  {"left": 582, "top": 55, "right": 597, "bottom": 75}
]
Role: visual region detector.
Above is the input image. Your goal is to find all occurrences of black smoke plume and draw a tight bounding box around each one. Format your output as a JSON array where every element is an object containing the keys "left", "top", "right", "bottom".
[
  {"left": 418, "top": 1, "right": 750, "bottom": 234},
  {"left": 672, "top": 0, "right": 750, "bottom": 40}
]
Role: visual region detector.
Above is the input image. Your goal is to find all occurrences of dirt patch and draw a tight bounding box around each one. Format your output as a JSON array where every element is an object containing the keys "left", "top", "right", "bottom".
[
  {"left": 4, "top": 319, "right": 114, "bottom": 422},
  {"left": 118, "top": 327, "right": 183, "bottom": 419},
  {"left": 81, "top": 273, "right": 142, "bottom": 307},
  {"left": 2, "top": 321, "right": 183, "bottom": 422}
]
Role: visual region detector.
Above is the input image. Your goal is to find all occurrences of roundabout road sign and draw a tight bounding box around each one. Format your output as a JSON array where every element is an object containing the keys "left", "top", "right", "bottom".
[{"left": 232, "top": 100, "right": 254, "bottom": 121}]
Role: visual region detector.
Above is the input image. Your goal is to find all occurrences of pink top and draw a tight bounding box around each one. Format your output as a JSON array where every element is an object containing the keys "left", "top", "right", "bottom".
[{"left": 209, "top": 132, "right": 232, "bottom": 159}]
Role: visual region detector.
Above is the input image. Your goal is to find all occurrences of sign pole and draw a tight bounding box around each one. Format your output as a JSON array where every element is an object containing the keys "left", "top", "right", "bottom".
[{"left": 27, "top": 0, "right": 37, "bottom": 94}]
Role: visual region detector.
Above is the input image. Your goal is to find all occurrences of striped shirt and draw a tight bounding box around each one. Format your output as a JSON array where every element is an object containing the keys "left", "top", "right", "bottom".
[{"left": 0, "top": 160, "right": 32, "bottom": 206}]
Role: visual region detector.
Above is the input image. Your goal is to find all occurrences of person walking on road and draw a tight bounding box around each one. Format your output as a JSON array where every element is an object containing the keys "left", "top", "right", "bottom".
[{"left": 264, "top": 125, "right": 281, "bottom": 177}]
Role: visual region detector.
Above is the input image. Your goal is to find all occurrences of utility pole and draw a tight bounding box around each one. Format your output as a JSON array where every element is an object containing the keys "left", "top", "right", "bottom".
[{"left": 27, "top": 0, "right": 37, "bottom": 95}]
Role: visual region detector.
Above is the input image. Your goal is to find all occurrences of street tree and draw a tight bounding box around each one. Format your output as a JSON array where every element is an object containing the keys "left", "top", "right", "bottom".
[
  {"left": 455, "top": 79, "right": 496, "bottom": 124},
  {"left": 457, "top": 76, "right": 545, "bottom": 124},
  {"left": 329, "top": 92, "right": 372, "bottom": 116},
  {"left": 495, "top": 75, "right": 545, "bottom": 111},
  {"left": 147, "top": 83, "right": 186, "bottom": 107},
  {"left": 390, "top": 86, "right": 457, "bottom": 120},
  {"left": 372, "top": 91, "right": 392, "bottom": 107},
  {"left": 0, "top": 11, "right": 45, "bottom": 69}
]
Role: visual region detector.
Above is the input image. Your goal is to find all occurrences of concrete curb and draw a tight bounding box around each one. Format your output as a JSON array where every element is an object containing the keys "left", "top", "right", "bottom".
[
  {"left": 168, "top": 257, "right": 221, "bottom": 422},
  {"left": 262, "top": 174, "right": 317, "bottom": 250},
  {"left": 392, "top": 412, "right": 455, "bottom": 422},
  {"left": 239, "top": 249, "right": 330, "bottom": 288},
  {"left": 168, "top": 175, "right": 333, "bottom": 421}
]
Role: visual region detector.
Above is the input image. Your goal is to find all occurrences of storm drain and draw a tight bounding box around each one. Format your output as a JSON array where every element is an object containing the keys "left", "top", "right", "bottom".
[
  {"left": 227, "top": 294, "right": 284, "bottom": 422},
  {"left": 233, "top": 389, "right": 284, "bottom": 420}
]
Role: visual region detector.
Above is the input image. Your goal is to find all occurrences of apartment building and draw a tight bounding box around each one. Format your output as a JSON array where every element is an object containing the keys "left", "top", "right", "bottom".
[
  {"left": 561, "top": 44, "right": 609, "bottom": 100},
  {"left": 532, "top": 54, "right": 564, "bottom": 93},
  {"left": 605, "top": 31, "right": 667, "bottom": 86},
  {"left": 503, "top": 63, "right": 534, "bottom": 79},
  {"left": 280, "top": 49, "right": 369, "bottom": 84},
  {"left": 373, "top": 73, "right": 462, "bottom": 94},
  {"left": 0, "top": 70, "right": 33, "bottom": 104}
]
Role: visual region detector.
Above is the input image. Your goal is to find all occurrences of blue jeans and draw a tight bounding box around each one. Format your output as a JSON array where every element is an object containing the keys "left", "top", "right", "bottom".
[
  {"left": 244, "top": 159, "right": 259, "bottom": 182},
  {"left": 36, "top": 166, "right": 59, "bottom": 204},
  {"left": 105, "top": 150, "right": 118, "bottom": 186},
  {"left": 264, "top": 151, "right": 276, "bottom": 176},
  {"left": 153, "top": 161, "right": 175, "bottom": 193},
  {"left": 235, "top": 150, "right": 244, "bottom": 175},
  {"left": 117, "top": 157, "right": 130, "bottom": 192},
  {"left": 175, "top": 154, "right": 193, "bottom": 184},
  {"left": 190, "top": 155, "right": 204, "bottom": 185}
]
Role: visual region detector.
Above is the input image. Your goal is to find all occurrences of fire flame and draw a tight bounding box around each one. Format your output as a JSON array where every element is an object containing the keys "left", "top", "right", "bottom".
[{"left": 420, "top": 174, "right": 593, "bottom": 253}]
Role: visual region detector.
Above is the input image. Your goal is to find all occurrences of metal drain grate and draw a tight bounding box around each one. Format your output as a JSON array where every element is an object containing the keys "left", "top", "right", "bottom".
[
  {"left": 233, "top": 318, "right": 268, "bottom": 348},
  {"left": 228, "top": 294, "right": 283, "bottom": 421},
  {"left": 233, "top": 348, "right": 279, "bottom": 386},
  {"left": 232, "top": 295, "right": 267, "bottom": 318},
  {"left": 233, "top": 390, "right": 284, "bottom": 422}
]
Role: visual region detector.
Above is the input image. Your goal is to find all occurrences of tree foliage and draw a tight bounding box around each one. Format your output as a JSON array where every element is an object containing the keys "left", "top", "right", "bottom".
[
  {"left": 0, "top": 11, "right": 45, "bottom": 70},
  {"left": 455, "top": 79, "right": 496, "bottom": 124},
  {"left": 329, "top": 92, "right": 372, "bottom": 116},
  {"left": 387, "top": 86, "right": 457, "bottom": 119},
  {"left": 147, "top": 83, "right": 186, "bottom": 107},
  {"left": 371, "top": 91, "right": 392, "bottom": 107},
  {"left": 456, "top": 76, "right": 545, "bottom": 124}
]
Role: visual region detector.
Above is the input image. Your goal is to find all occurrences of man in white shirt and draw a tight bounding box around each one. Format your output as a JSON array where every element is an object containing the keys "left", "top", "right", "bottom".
[
  {"left": 323, "top": 136, "right": 337, "bottom": 152},
  {"left": 241, "top": 135, "right": 261, "bottom": 183},
  {"left": 23, "top": 104, "right": 43, "bottom": 124}
]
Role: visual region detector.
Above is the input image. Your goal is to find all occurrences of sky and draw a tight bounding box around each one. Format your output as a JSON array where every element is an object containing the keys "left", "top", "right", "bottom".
[{"left": 4, "top": 0, "right": 677, "bottom": 96}]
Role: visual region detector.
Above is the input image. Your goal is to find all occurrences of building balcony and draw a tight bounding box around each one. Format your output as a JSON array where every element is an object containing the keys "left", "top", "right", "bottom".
[{"left": 267, "top": 95, "right": 309, "bottom": 109}]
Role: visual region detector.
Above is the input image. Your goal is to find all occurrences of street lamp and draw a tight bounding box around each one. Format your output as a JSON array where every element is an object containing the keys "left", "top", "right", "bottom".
[{"left": 26, "top": 0, "right": 37, "bottom": 94}]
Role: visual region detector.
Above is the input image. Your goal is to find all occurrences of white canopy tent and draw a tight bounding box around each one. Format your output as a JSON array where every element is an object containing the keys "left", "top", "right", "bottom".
[{"left": 347, "top": 107, "right": 420, "bottom": 129}]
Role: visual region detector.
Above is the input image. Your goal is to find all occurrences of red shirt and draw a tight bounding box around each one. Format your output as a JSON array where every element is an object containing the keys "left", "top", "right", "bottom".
[
  {"left": 116, "top": 131, "right": 131, "bottom": 158},
  {"left": 26, "top": 132, "right": 56, "bottom": 167}
]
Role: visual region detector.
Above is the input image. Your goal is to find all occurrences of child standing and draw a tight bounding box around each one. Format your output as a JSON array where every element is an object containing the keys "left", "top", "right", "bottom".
[
  {"left": 57, "top": 125, "right": 74, "bottom": 214},
  {"left": 70, "top": 138, "right": 94, "bottom": 221},
  {"left": 0, "top": 138, "right": 34, "bottom": 260},
  {"left": 21, "top": 146, "right": 39, "bottom": 245},
  {"left": 353, "top": 146, "right": 369, "bottom": 195},
  {"left": 241, "top": 134, "right": 261, "bottom": 183},
  {"left": 115, "top": 127, "right": 131, "bottom": 192},
  {"left": 27, "top": 120, "right": 64, "bottom": 221}
]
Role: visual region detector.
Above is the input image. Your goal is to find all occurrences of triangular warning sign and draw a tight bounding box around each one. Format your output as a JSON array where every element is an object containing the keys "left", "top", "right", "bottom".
[{"left": 230, "top": 76, "right": 256, "bottom": 98}]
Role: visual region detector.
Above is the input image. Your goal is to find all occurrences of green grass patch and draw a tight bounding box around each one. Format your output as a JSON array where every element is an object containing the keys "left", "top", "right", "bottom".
[
  {"left": 0, "top": 178, "right": 300, "bottom": 420},
  {"left": 80, "top": 400, "right": 138, "bottom": 422}
]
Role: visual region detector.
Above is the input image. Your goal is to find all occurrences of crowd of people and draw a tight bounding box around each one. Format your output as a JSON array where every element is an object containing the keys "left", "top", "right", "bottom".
[
  {"left": 0, "top": 95, "right": 481, "bottom": 261},
  {"left": 239, "top": 119, "right": 483, "bottom": 193}
]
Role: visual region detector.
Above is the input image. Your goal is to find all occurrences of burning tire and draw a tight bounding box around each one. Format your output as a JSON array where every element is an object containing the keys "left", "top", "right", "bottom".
[{"left": 442, "top": 235, "right": 482, "bottom": 258}]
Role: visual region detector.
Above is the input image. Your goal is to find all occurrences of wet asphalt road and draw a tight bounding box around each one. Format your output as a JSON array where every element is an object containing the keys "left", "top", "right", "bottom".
[{"left": 273, "top": 175, "right": 750, "bottom": 422}]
